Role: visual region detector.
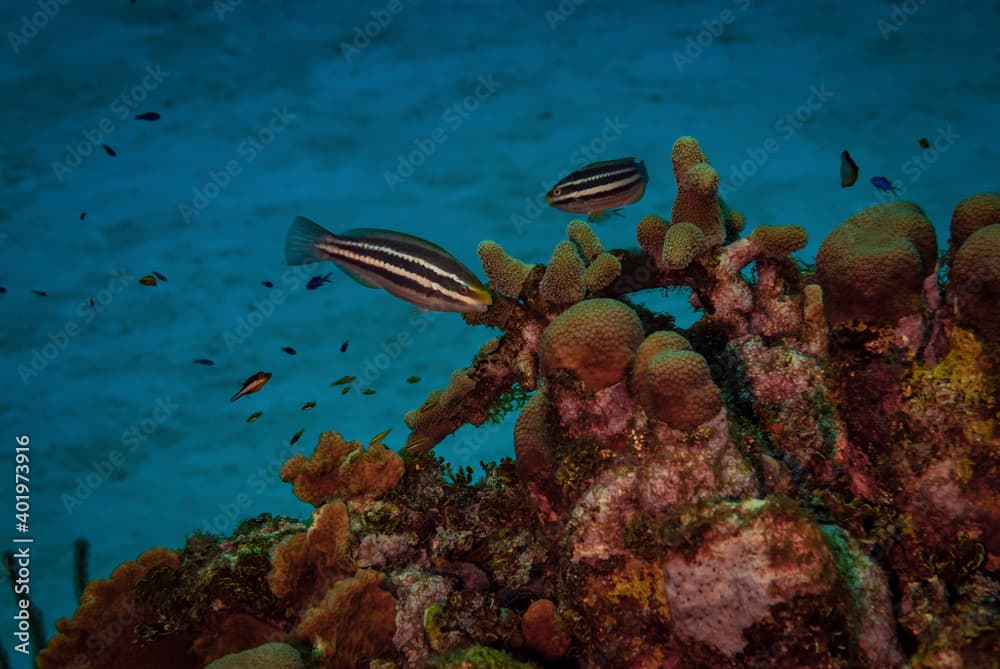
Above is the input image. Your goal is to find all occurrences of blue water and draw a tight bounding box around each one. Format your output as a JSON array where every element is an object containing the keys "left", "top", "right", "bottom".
[{"left": 1, "top": 0, "right": 998, "bottom": 663}]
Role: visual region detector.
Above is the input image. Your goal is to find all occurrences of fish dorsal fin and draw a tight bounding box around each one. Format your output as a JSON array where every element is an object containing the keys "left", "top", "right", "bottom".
[
  {"left": 338, "top": 227, "right": 454, "bottom": 258},
  {"left": 582, "top": 156, "right": 637, "bottom": 170}
]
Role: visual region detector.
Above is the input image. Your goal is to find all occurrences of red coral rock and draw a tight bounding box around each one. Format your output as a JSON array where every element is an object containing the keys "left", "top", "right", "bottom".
[{"left": 521, "top": 599, "right": 570, "bottom": 661}]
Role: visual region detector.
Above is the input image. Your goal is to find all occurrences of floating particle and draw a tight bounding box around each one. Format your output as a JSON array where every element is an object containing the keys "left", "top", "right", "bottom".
[
  {"left": 32, "top": 290, "right": 47, "bottom": 296},
  {"left": 88, "top": 297, "right": 95, "bottom": 307},
  {"left": 0, "top": 286, "right": 6, "bottom": 294},
  {"left": 281, "top": 346, "right": 297, "bottom": 355},
  {"left": 80, "top": 211, "right": 87, "bottom": 220},
  {"left": 152, "top": 271, "right": 168, "bottom": 282},
  {"left": 369, "top": 428, "right": 391, "bottom": 447},
  {"left": 301, "top": 401, "right": 316, "bottom": 411},
  {"left": 406, "top": 376, "right": 421, "bottom": 384},
  {"left": 103, "top": 144, "right": 116, "bottom": 157},
  {"left": 289, "top": 427, "right": 305, "bottom": 445},
  {"left": 330, "top": 375, "right": 356, "bottom": 386},
  {"left": 230, "top": 371, "right": 272, "bottom": 401},
  {"left": 246, "top": 411, "right": 262, "bottom": 423},
  {"left": 917, "top": 137, "right": 930, "bottom": 149},
  {"left": 193, "top": 358, "right": 214, "bottom": 366},
  {"left": 341, "top": 386, "right": 351, "bottom": 395},
  {"left": 139, "top": 275, "right": 157, "bottom": 286},
  {"left": 839, "top": 150, "right": 859, "bottom": 188},
  {"left": 361, "top": 388, "right": 376, "bottom": 396},
  {"left": 340, "top": 341, "right": 349, "bottom": 352},
  {"left": 135, "top": 112, "right": 160, "bottom": 121},
  {"left": 261, "top": 280, "right": 274, "bottom": 288}
]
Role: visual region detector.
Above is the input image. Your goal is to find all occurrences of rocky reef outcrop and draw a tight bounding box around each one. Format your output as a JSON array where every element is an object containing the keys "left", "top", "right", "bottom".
[{"left": 39, "top": 138, "right": 999, "bottom": 669}]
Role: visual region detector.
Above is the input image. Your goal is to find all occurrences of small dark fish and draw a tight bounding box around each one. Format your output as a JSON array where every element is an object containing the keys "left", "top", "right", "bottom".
[
  {"left": 546, "top": 157, "right": 648, "bottom": 221},
  {"left": 103, "top": 144, "right": 116, "bottom": 157},
  {"left": 230, "top": 371, "right": 272, "bottom": 401},
  {"left": 246, "top": 411, "right": 263, "bottom": 423},
  {"left": 88, "top": 297, "right": 95, "bottom": 307},
  {"left": 139, "top": 275, "right": 157, "bottom": 286},
  {"left": 289, "top": 427, "right": 305, "bottom": 445},
  {"left": 870, "top": 176, "right": 900, "bottom": 193},
  {"left": 152, "top": 271, "right": 168, "bottom": 282},
  {"left": 917, "top": 137, "right": 930, "bottom": 149},
  {"left": 301, "top": 401, "right": 316, "bottom": 411},
  {"left": 369, "top": 428, "right": 392, "bottom": 447},
  {"left": 330, "top": 375, "right": 356, "bottom": 386},
  {"left": 406, "top": 376, "right": 421, "bottom": 384},
  {"left": 32, "top": 290, "right": 47, "bottom": 296},
  {"left": 286, "top": 217, "right": 492, "bottom": 312},
  {"left": 362, "top": 388, "right": 376, "bottom": 396},
  {"left": 135, "top": 112, "right": 161, "bottom": 121},
  {"left": 340, "top": 341, "right": 349, "bottom": 352},
  {"left": 306, "top": 272, "right": 334, "bottom": 290},
  {"left": 341, "top": 386, "right": 351, "bottom": 395},
  {"left": 193, "top": 358, "right": 214, "bottom": 366},
  {"left": 839, "top": 150, "right": 859, "bottom": 188},
  {"left": 261, "top": 280, "right": 274, "bottom": 288},
  {"left": 80, "top": 211, "right": 87, "bottom": 220},
  {"left": 0, "top": 286, "right": 7, "bottom": 294},
  {"left": 281, "top": 346, "right": 297, "bottom": 355}
]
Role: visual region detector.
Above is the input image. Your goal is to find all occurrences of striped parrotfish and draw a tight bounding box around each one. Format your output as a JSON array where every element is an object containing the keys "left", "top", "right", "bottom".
[
  {"left": 285, "top": 216, "right": 492, "bottom": 313},
  {"left": 546, "top": 157, "right": 648, "bottom": 222}
]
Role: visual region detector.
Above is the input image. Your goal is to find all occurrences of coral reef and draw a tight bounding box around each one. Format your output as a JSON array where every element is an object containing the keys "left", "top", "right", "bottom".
[{"left": 42, "top": 138, "right": 1000, "bottom": 669}]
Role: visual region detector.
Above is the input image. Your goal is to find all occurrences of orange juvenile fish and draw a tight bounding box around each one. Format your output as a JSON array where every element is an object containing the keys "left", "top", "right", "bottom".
[
  {"left": 839, "top": 150, "right": 859, "bottom": 188},
  {"left": 230, "top": 371, "right": 272, "bottom": 401}
]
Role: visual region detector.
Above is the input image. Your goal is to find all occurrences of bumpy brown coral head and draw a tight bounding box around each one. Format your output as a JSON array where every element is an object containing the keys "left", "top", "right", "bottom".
[
  {"left": 816, "top": 201, "right": 937, "bottom": 326},
  {"left": 538, "top": 298, "right": 644, "bottom": 392}
]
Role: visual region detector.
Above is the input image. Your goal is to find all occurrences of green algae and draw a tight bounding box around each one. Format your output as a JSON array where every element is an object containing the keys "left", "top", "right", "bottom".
[{"left": 427, "top": 645, "right": 538, "bottom": 669}]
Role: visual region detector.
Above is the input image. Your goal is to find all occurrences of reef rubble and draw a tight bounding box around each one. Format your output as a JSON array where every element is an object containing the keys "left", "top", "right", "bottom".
[{"left": 38, "top": 137, "right": 999, "bottom": 668}]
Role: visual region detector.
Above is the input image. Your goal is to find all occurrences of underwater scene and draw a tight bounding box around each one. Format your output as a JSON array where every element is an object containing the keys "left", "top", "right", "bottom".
[{"left": 1, "top": 1, "right": 999, "bottom": 667}]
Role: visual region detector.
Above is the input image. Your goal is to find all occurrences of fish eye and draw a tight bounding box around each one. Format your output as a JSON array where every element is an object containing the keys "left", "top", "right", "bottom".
[{"left": 551, "top": 187, "right": 562, "bottom": 196}]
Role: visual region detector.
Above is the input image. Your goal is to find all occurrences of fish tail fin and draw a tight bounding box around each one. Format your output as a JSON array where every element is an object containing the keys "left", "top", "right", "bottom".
[
  {"left": 285, "top": 216, "right": 334, "bottom": 265},
  {"left": 637, "top": 159, "right": 648, "bottom": 183}
]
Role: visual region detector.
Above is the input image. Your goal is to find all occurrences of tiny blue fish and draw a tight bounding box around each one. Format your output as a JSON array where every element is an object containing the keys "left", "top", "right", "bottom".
[
  {"left": 870, "top": 176, "right": 900, "bottom": 193},
  {"left": 306, "top": 272, "right": 334, "bottom": 290}
]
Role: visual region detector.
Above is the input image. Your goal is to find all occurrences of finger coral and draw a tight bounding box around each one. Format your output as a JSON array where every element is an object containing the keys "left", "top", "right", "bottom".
[
  {"left": 670, "top": 135, "right": 726, "bottom": 247},
  {"left": 478, "top": 240, "right": 536, "bottom": 298}
]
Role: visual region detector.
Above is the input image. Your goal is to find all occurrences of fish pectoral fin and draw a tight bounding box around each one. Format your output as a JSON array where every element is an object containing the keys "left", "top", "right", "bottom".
[{"left": 587, "top": 210, "right": 611, "bottom": 223}]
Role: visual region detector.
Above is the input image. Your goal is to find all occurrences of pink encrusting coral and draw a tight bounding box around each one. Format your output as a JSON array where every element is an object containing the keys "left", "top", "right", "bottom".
[{"left": 40, "top": 141, "right": 1000, "bottom": 669}]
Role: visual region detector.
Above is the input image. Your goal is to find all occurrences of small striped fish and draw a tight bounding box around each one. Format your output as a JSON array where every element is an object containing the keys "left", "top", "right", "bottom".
[
  {"left": 546, "top": 157, "right": 648, "bottom": 221},
  {"left": 285, "top": 217, "right": 492, "bottom": 313}
]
